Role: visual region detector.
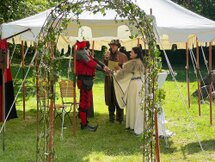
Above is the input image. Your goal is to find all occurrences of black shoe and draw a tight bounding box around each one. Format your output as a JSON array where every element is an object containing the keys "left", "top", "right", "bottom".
[
  {"left": 88, "top": 123, "right": 98, "bottom": 129},
  {"left": 81, "top": 124, "right": 98, "bottom": 132},
  {"left": 116, "top": 119, "right": 123, "bottom": 124},
  {"left": 109, "top": 119, "right": 114, "bottom": 123},
  {"left": 125, "top": 127, "right": 130, "bottom": 131}
]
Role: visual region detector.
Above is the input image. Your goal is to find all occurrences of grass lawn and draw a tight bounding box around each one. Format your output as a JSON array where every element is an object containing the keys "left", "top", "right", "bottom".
[{"left": 0, "top": 62, "right": 215, "bottom": 162}]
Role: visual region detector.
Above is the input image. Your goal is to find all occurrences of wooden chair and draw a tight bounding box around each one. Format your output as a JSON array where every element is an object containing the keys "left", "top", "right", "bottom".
[{"left": 55, "top": 80, "right": 78, "bottom": 123}]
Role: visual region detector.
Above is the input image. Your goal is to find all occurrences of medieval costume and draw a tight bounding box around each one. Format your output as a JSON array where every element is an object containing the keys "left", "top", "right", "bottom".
[
  {"left": 104, "top": 40, "right": 128, "bottom": 123},
  {"left": 0, "top": 39, "right": 17, "bottom": 122},
  {"left": 113, "top": 58, "right": 144, "bottom": 134},
  {"left": 76, "top": 41, "right": 106, "bottom": 131}
]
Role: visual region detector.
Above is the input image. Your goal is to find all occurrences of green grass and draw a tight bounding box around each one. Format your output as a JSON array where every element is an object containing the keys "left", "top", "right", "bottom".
[{"left": 0, "top": 63, "right": 215, "bottom": 162}]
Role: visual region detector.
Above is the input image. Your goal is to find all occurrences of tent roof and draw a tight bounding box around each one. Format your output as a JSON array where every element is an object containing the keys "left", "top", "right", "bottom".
[
  {"left": 1, "top": 0, "right": 215, "bottom": 50},
  {"left": 135, "top": 0, "right": 215, "bottom": 42}
]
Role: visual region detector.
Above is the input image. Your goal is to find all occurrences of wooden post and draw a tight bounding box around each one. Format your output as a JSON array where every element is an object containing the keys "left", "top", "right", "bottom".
[
  {"left": 35, "top": 47, "right": 39, "bottom": 161},
  {"left": 88, "top": 41, "right": 95, "bottom": 118},
  {"left": 21, "top": 41, "right": 26, "bottom": 120},
  {"left": 48, "top": 42, "right": 55, "bottom": 162},
  {"left": 137, "top": 38, "right": 140, "bottom": 46},
  {"left": 196, "top": 38, "right": 201, "bottom": 116},
  {"left": 2, "top": 67, "right": 5, "bottom": 151},
  {"left": 73, "top": 44, "right": 77, "bottom": 136},
  {"left": 209, "top": 42, "right": 213, "bottom": 126},
  {"left": 92, "top": 40, "right": 95, "bottom": 56},
  {"left": 1, "top": 47, "right": 7, "bottom": 151},
  {"left": 154, "top": 110, "right": 160, "bottom": 162},
  {"left": 186, "top": 42, "right": 190, "bottom": 108}
]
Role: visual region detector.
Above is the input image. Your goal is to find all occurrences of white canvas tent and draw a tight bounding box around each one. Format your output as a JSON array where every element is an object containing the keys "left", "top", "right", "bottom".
[{"left": 1, "top": 0, "right": 215, "bottom": 50}]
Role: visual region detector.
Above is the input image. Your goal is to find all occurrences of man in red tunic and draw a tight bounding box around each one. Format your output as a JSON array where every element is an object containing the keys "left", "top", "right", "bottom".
[{"left": 76, "top": 41, "right": 109, "bottom": 131}]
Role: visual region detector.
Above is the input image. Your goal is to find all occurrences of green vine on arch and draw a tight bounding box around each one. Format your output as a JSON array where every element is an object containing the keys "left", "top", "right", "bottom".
[{"left": 36, "top": 0, "right": 164, "bottom": 161}]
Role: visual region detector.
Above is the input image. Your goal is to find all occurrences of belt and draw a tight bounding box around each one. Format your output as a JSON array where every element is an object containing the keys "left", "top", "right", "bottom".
[
  {"left": 78, "top": 75, "right": 93, "bottom": 80},
  {"left": 131, "top": 77, "right": 141, "bottom": 80}
]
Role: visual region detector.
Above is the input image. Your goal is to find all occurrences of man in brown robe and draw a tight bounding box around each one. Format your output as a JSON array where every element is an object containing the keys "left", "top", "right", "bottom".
[{"left": 104, "top": 40, "right": 128, "bottom": 123}]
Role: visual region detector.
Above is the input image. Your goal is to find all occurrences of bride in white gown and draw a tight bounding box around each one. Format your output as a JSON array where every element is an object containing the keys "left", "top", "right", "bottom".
[{"left": 113, "top": 47, "right": 145, "bottom": 135}]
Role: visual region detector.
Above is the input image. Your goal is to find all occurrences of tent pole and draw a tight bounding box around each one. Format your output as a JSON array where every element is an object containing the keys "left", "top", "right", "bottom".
[
  {"left": 5, "top": 28, "right": 31, "bottom": 40},
  {"left": 92, "top": 41, "right": 95, "bottom": 56},
  {"left": 186, "top": 42, "right": 190, "bottom": 108},
  {"left": 209, "top": 42, "right": 213, "bottom": 126},
  {"left": 88, "top": 40, "right": 95, "bottom": 117},
  {"left": 72, "top": 44, "right": 77, "bottom": 136},
  {"left": 21, "top": 41, "right": 26, "bottom": 120},
  {"left": 2, "top": 57, "right": 6, "bottom": 151},
  {"left": 137, "top": 38, "right": 140, "bottom": 46},
  {"left": 196, "top": 38, "right": 201, "bottom": 116},
  {"left": 35, "top": 44, "right": 39, "bottom": 161}
]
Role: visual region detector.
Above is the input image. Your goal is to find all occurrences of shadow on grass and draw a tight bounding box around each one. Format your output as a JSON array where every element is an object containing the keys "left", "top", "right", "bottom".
[
  {"left": 1, "top": 109, "right": 179, "bottom": 162},
  {"left": 182, "top": 140, "right": 215, "bottom": 155},
  {"left": 160, "top": 139, "right": 177, "bottom": 155}
]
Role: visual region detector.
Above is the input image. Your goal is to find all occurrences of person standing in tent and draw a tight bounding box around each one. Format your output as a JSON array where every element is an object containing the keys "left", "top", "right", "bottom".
[
  {"left": 76, "top": 41, "right": 109, "bottom": 132},
  {"left": 113, "top": 47, "right": 145, "bottom": 135},
  {"left": 0, "top": 39, "right": 17, "bottom": 123},
  {"left": 104, "top": 40, "right": 128, "bottom": 123}
]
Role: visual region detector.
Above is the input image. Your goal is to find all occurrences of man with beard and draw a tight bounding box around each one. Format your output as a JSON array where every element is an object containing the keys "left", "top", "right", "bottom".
[{"left": 104, "top": 40, "right": 128, "bottom": 123}]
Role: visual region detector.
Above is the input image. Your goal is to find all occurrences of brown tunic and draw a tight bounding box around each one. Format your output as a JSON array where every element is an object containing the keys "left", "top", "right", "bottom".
[{"left": 104, "top": 50, "right": 128, "bottom": 106}]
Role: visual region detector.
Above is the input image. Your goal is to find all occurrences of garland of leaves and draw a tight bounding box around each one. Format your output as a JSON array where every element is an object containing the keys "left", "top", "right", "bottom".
[{"left": 36, "top": 0, "right": 164, "bottom": 161}]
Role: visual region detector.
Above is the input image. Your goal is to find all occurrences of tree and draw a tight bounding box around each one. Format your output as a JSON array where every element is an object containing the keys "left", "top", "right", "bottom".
[
  {"left": 0, "top": 0, "right": 61, "bottom": 23},
  {"left": 171, "top": 0, "right": 215, "bottom": 20}
]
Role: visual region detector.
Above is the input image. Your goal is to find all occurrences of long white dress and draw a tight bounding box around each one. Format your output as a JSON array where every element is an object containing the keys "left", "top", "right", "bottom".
[{"left": 113, "top": 58, "right": 145, "bottom": 133}]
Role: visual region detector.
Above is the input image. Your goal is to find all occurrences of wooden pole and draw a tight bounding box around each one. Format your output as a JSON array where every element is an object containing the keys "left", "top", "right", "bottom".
[
  {"left": 5, "top": 28, "right": 31, "bottom": 40},
  {"left": 2, "top": 67, "right": 5, "bottom": 151},
  {"left": 209, "top": 42, "right": 213, "bottom": 126},
  {"left": 48, "top": 42, "right": 55, "bottom": 162},
  {"left": 21, "top": 41, "right": 26, "bottom": 120},
  {"left": 137, "top": 38, "right": 140, "bottom": 46},
  {"left": 154, "top": 110, "right": 160, "bottom": 162},
  {"left": 186, "top": 42, "right": 191, "bottom": 108},
  {"left": 35, "top": 47, "right": 39, "bottom": 161},
  {"left": 92, "top": 41, "right": 95, "bottom": 56},
  {"left": 88, "top": 41, "right": 95, "bottom": 117},
  {"left": 196, "top": 38, "right": 201, "bottom": 116},
  {"left": 73, "top": 44, "right": 77, "bottom": 136}
]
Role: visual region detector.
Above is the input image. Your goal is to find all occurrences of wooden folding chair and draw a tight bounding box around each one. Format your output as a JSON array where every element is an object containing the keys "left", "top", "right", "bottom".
[{"left": 55, "top": 80, "right": 78, "bottom": 124}]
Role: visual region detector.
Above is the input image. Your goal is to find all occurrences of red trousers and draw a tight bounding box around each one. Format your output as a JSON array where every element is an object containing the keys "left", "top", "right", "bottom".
[{"left": 77, "top": 79, "right": 93, "bottom": 126}]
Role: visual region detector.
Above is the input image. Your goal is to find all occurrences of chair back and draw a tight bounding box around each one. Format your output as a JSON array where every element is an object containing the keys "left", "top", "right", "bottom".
[{"left": 59, "top": 80, "right": 75, "bottom": 100}]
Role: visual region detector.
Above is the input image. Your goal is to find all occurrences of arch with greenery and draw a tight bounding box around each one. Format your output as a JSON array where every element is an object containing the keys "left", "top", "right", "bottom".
[{"left": 36, "top": 0, "right": 163, "bottom": 161}]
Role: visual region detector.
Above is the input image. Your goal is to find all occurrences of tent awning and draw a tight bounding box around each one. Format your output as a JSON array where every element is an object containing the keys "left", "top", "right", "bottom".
[{"left": 1, "top": 0, "right": 215, "bottom": 50}]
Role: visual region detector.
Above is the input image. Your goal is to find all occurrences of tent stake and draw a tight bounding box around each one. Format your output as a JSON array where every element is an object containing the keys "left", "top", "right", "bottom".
[
  {"left": 209, "top": 42, "right": 213, "bottom": 126},
  {"left": 21, "top": 41, "right": 26, "bottom": 120},
  {"left": 73, "top": 44, "right": 77, "bottom": 136},
  {"left": 196, "top": 38, "right": 201, "bottom": 116},
  {"left": 186, "top": 42, "right": 190, "bottom": 108}
]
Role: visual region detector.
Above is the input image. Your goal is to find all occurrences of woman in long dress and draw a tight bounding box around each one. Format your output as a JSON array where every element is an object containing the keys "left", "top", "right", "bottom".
[{"left": 113, "top": 47, "right": 145, "bottom": 135}]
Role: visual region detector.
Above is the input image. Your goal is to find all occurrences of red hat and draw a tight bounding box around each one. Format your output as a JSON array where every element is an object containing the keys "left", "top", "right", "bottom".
[{"left": 76, "top": 41, "right": 87, "bottom": 50}]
